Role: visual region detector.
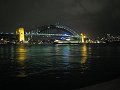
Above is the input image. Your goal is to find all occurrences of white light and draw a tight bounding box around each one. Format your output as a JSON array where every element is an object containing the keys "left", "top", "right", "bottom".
[{"left": 66, "top": 38, "right": 70, "bottom": 41}]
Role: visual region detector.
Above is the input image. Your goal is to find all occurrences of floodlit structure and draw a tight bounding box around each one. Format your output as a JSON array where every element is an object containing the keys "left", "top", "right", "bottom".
[
  {"left": 25, "top": 24, "right": 81, "bottom": 43},
  {"left": 81, "top": 33, "right": 84, "bottom": 43},
  {"left": 16, "top": 28, "right": 25, "bottom": 42}
]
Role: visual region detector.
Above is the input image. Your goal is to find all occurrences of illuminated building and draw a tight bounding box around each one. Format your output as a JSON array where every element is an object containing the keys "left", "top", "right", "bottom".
[
  {"left": 0, "top": 33, "right": 17, "bottom": 44},
  {"left": 16, "top": 28, "right": 25, "bottom": 42}
]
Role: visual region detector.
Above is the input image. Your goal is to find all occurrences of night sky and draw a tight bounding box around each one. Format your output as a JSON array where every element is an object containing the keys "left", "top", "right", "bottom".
[{"left": 0, "top": 0, "right": 120, "bottom": 37}]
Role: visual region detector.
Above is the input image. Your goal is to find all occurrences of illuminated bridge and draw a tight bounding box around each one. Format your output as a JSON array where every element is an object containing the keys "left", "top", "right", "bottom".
[{"left": 25, "top": 24, "right": 80, "bottom": 41}]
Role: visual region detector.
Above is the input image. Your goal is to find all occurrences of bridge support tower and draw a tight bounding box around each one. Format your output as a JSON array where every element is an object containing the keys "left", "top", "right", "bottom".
[
  {"left": 16, "top": 28, "right": 25, "bottom": 43},
  {"left": 80, "top": 33, "right": 86, "bottom": 43}
]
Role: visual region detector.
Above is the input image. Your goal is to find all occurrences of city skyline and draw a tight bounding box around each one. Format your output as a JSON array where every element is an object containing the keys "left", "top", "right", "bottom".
[
  {"left": 0, "top": 0, "right": 120, "bottom": 38},
  {"left": 1, "top": 25, "right": 120, "bottom": 45}
]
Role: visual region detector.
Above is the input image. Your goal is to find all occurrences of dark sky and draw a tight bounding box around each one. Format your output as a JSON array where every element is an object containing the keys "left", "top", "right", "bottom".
[{"left": 0, "top": 0, "right": 120, "bottom": 37}]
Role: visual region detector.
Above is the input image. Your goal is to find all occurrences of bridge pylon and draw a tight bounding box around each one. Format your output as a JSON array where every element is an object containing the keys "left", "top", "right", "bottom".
[{"left": 16, "top": 28, "right": 25, "bottom": 43}]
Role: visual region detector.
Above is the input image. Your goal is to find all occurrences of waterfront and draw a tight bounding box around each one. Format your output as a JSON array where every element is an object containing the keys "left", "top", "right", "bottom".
[{"left": 0, "top": 44, "right": 120, "bottom": 89}]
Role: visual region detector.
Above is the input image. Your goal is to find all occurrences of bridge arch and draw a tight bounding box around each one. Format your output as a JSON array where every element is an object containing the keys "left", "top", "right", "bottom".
[
  {"left": 26, "top": 24, "right": 80, "bottom": 38},
  {"left": 25, "top": 24, "right": 81, "bottom": 43}
]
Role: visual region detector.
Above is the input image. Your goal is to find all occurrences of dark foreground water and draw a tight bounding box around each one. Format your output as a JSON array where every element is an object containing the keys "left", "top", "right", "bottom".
[{"left": 0, "top": 44, "right": 120, "bottom": 89}]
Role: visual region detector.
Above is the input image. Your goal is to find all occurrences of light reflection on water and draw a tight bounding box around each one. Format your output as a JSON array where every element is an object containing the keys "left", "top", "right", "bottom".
[
  {"left": 0, "top": 44, "right": 120, "bottom": 79},
  {"left": 15, "top": 44, "right": 90, "bottom": 77},
  {"left": 80, "top": 44, "right": 88, "bottom": 64},
  {"left": 16, "top": 45, "right": 27, "bottom": 77}
]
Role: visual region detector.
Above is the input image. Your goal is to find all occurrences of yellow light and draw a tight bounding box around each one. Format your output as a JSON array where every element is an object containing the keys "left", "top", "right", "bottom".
[
  {"left": 16, "top": 28, "right": 25, "bottom": 42},
  {"left": 17, "top": 45, "right": 27, "bottom": 65},
  {"left": 84, "top": 36, "right": 86, "bottom": 38},
  {"left": 80, "top": 33, "right": 84, "bottom": 43},
  {"left": 17, "top": 45, "right": 27, "bottom": 77},
  {"left": 80, "top": 44, "right": 87, "bottom": 64}
]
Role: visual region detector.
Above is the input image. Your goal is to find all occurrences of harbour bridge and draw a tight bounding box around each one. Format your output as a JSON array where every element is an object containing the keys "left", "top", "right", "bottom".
[
  {"left": 26, "top": 24, "right": 79, "bottom": 37},
  {"left": 16, "top": 24, "right": 82, "bottom": 43}
]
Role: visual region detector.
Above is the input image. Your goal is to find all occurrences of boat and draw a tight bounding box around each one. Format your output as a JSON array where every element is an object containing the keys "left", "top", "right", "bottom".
[{"left": 54, "top": 39, "right": 80, "bottom": 44}]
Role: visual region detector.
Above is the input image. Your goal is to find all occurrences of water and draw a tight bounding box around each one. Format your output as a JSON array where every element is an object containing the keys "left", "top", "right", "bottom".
[{"left": 0, "top": 44, "right": 120, "bottom": 89}]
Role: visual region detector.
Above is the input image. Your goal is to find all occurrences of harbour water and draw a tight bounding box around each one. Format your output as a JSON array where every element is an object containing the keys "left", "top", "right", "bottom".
[{"left": 0, "top": 44, "right": 120, "bottom": 89}]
